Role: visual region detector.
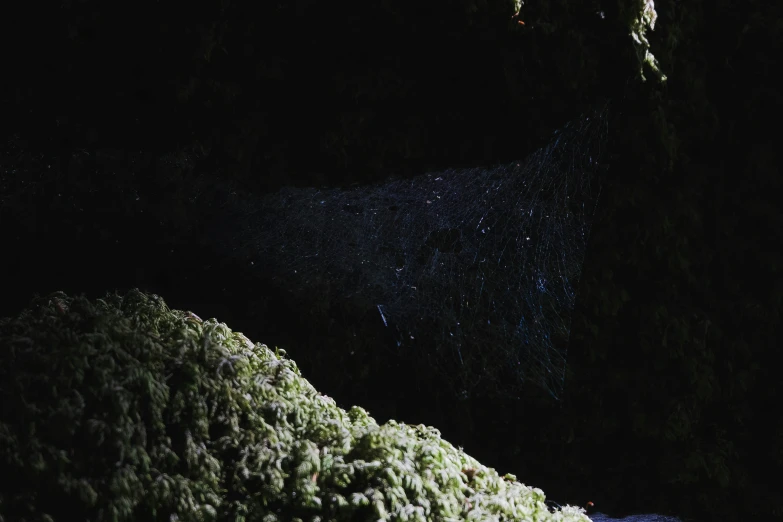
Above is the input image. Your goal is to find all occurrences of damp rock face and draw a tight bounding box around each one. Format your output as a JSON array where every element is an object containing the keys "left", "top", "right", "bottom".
[{"left": 0, "top": 289, "right": 591, "bottom": 522}]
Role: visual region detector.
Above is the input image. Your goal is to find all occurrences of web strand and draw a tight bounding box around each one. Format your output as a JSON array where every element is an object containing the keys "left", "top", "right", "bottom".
[{"left": 198, "top": 104, "right": 610, "bottom": 401}]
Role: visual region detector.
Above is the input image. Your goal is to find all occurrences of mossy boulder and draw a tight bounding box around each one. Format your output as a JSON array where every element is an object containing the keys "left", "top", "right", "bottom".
[{"left": 0, "top": 289, "right": 590, "bottom": 522}]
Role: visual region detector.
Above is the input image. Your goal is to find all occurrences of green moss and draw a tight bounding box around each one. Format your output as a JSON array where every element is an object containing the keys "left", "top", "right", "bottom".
[
  {"left": 0, "top": 289, "right": 590, "bottom": 521},
  {"left": 628, "top": 0, "right": 668, "bottom": 82}
]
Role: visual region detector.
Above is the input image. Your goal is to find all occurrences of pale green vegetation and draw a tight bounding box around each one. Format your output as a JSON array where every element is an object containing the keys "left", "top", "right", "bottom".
[
  {"left": 0, "top": 289, "right": 592, "bottom": 521},
  {"left": 629, "top": 0, "right": 667, "bottom": 82}
]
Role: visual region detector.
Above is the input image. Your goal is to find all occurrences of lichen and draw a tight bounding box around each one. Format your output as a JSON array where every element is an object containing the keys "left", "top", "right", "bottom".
[
  {"left": 0, "top": 289, "right": 591, "bottom": 521},
  {"left": 630, "top": 0, "right": 667, "bottom": 82}
]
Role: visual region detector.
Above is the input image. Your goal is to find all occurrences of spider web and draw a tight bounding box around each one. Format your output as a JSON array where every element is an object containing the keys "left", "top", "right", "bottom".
[{"left": 192, "top": 104, "right": 609, "bottom": 401}]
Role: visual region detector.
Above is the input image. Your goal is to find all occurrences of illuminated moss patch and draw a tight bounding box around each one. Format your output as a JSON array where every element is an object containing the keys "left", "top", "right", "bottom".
[{"left": 0, "top": 289, "right": 591, "bottom": 521}]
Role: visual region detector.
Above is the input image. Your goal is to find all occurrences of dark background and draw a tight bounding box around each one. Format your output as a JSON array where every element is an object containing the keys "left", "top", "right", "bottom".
[{"left": 1, "top": 0, "right": 781, "bottom": 521}]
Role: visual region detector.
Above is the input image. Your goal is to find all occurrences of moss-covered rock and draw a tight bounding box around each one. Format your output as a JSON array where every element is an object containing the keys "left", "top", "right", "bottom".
[{"left": 0, "top": 289, "right": 590, "bottom": 522}]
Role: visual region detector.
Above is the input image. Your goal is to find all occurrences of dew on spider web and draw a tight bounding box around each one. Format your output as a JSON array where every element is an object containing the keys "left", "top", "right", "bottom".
[{"left": 199, "top": 104, "right": 610, "bottom": 401}]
